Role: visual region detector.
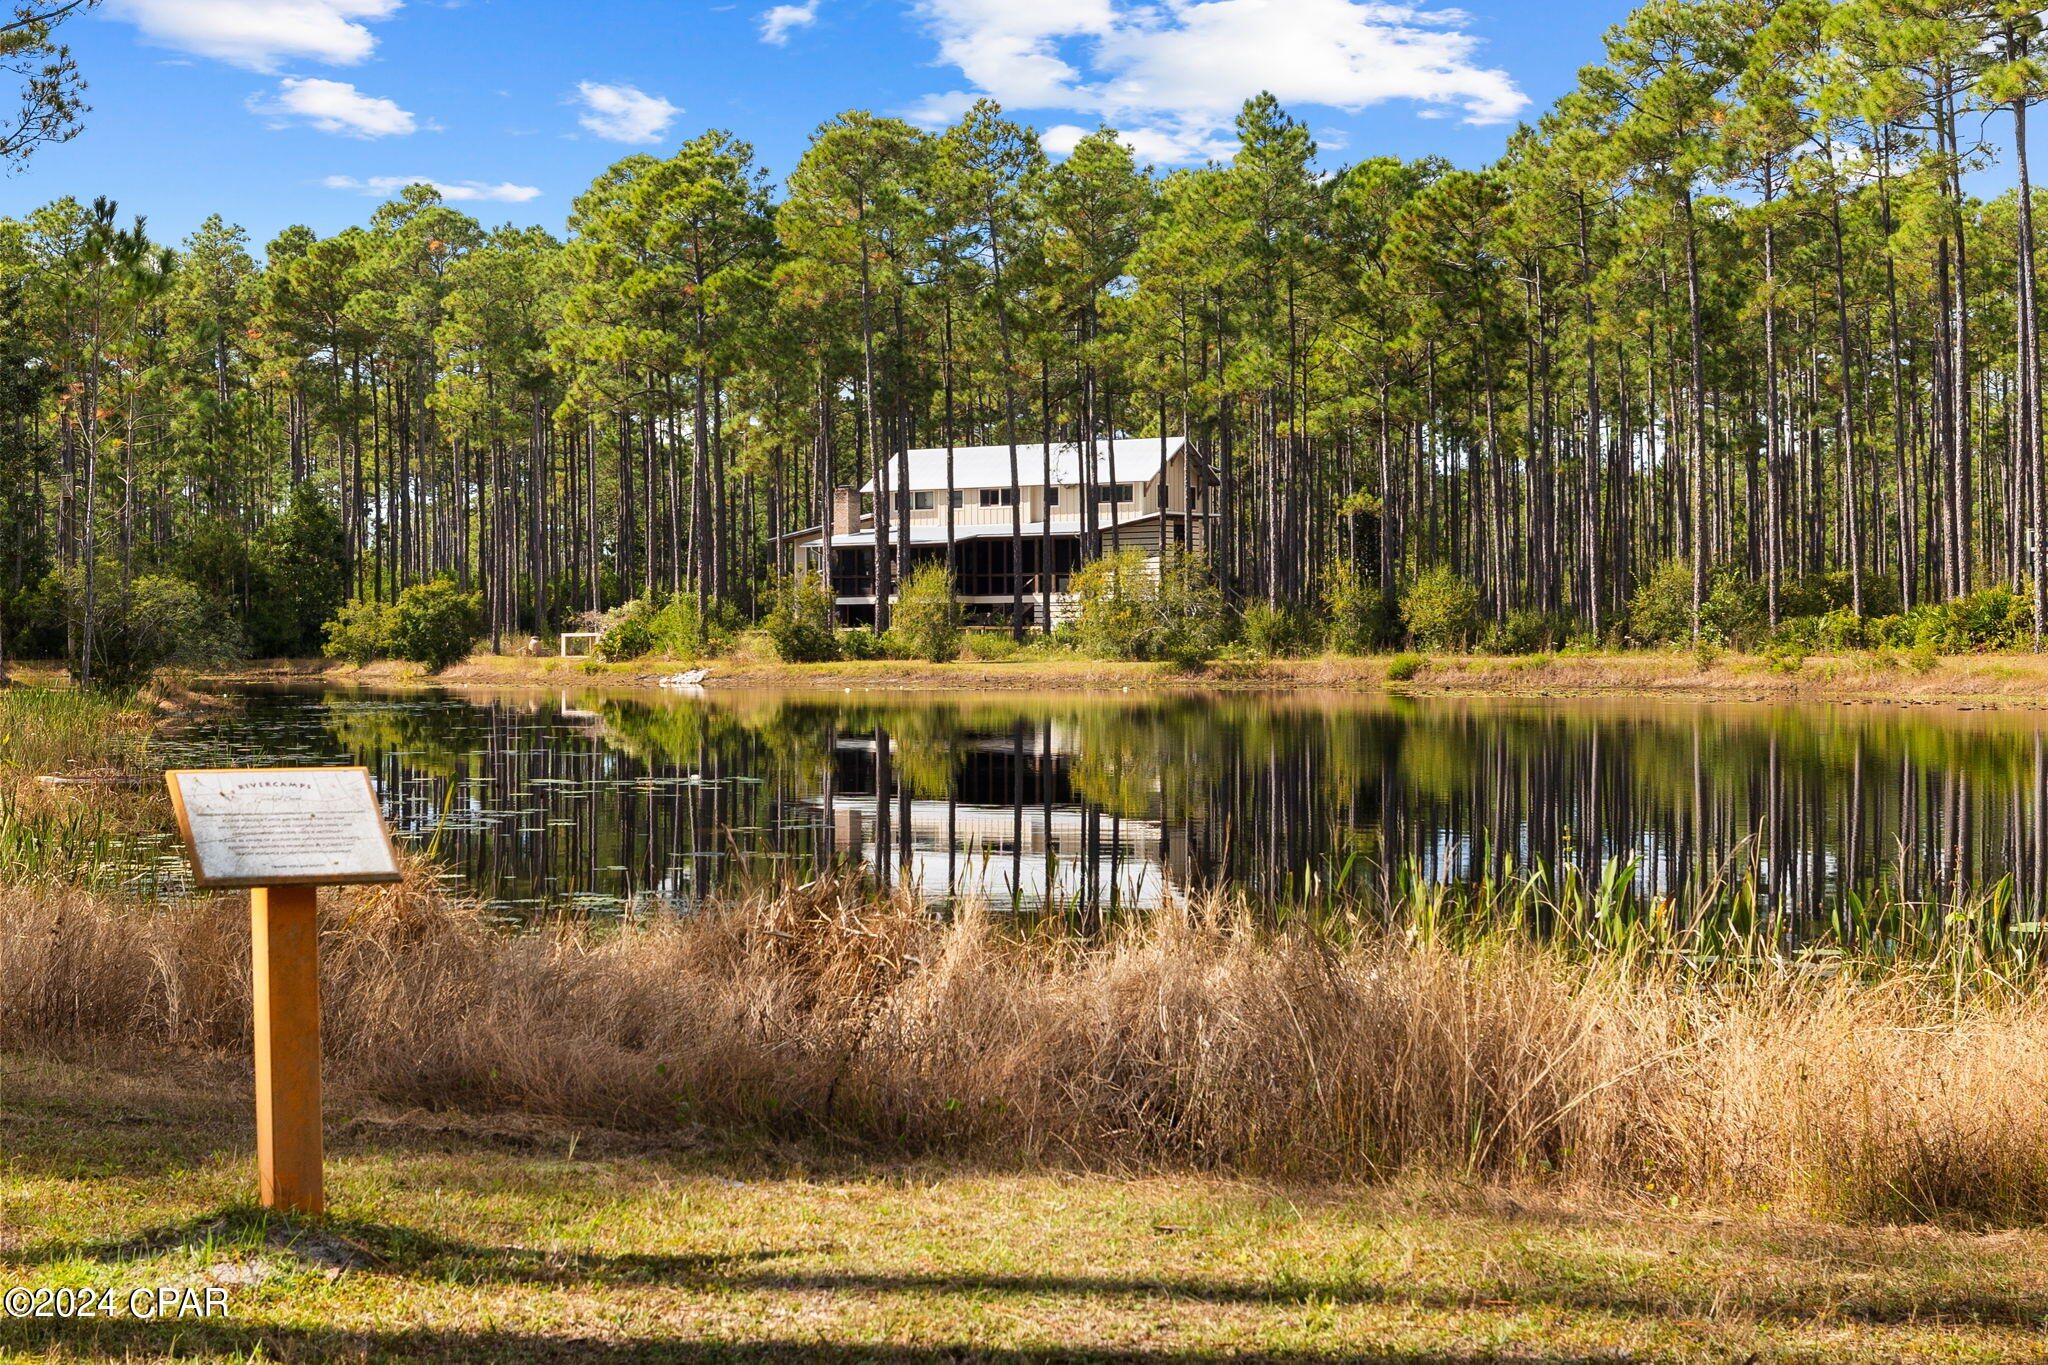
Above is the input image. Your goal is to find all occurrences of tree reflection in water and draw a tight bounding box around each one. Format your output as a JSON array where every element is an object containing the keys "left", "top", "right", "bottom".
[{"left": 156, "top": 686, "right": 2048, "bottom": 927}]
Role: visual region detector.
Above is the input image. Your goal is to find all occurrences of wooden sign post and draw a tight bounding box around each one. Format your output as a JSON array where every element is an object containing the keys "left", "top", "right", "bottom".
[{"left": 165, "top": 768, "right": 402, "bottom": 1216}]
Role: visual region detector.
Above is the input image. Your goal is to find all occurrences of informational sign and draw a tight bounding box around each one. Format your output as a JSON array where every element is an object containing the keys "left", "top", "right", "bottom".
[{"left": 166, "top": 767, "right": 401, "bottom": 889}]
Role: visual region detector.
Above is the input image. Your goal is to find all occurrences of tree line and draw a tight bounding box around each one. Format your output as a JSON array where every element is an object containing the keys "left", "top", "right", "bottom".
[{"left": 7, "top": 0, "right": 2048, "bottom": 680}]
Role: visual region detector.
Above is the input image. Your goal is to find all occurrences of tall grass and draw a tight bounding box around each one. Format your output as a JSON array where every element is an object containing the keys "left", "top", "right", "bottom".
[
  {"left": 0, "top": 686, "right": 147, "bottom": 776},
  {"left": 8, "top": 869, "right": 2048, "bottom": 1225},
  {"left": 0, "top": 686, "right": 160, "bottom": 885}
]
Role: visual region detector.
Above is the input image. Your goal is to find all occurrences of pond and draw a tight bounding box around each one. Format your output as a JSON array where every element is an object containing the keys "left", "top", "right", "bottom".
[{"left": 140, "top": 684, "right": 2048, "bottom": 923}]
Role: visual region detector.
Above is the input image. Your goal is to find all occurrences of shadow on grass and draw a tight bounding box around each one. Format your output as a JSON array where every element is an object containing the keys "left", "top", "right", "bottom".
[
  {"left": 4, "top": 1206, "right": 809, "bottom": 1287},
  {"left": 10, "top": 1206, "right": 2048, "bottom": 1332},
  {"left": 0, "top": 1321, "right": 1561, "bottom": 1365}
]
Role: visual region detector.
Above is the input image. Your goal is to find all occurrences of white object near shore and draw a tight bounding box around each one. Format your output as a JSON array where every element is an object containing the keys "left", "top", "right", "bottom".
[{"left": 658, "top": 668, "right": 710, "bottom": 687}]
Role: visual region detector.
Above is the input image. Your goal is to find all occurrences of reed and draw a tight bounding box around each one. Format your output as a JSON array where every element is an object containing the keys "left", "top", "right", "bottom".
[
  {"left": 7, "top": 868, "right": 2048, "bottom": 1225},
  {"left": 0, "top": 686, "right": 166, "bottom": 887},
  {"left": 0, "top": 686, "right": 148, "bottom": 777}
]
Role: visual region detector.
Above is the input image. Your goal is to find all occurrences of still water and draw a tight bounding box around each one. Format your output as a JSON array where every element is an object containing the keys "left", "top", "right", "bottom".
[{"left": 142, "top": 684, "right": 2048, "bottom": 921}]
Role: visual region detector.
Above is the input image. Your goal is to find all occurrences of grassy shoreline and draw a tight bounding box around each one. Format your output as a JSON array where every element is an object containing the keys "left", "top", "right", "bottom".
[{"left": 110, "top": 648, "right": 2048, "bottom": 706}]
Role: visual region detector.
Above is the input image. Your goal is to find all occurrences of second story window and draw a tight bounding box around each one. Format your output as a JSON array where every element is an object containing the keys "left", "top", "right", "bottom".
[
  {"left": 950, "top": 490, "right": 965, "bottom": 507},
  {"left": 912, "top": 491, "right": 934, "bottom": 511},
  {"left": 1094, "top": 484, "right": 1133, "bottom": 504},
  {"left": 979, "top": 488, "right": 1017, "bottom": 507},
  {"left": 1046, "top": 487, "right": 1062, "bottom": 506}
]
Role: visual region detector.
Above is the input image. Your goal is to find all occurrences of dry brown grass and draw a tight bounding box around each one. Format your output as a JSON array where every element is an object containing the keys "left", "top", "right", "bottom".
[{"left": 7, "top": 872, "right": 2048, "bottom": 1225}]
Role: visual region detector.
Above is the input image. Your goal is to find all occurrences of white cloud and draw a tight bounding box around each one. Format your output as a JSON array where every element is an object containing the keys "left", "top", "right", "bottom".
[
  {"left": 908, "top": 0, "right": 1528, "bottom": 161},
  {"left": 322, "top": 174, "right": 542, "bottom": 202},
  {"left": 107, "top": 0, "right": 401, "bottom": 70},
  {"left": 759, "top": 0, "right": 818, "bottom": 44},
  {"left": 249, "top": 77, "right": 416, "bottom": 136},
  {"left": 572, "top": 81, "right": 680, "bottom": 143}
]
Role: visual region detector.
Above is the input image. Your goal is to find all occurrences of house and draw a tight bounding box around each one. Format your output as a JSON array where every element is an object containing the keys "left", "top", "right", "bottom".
[{"left": 780, "top": 436, "right": 1217, "bottom": 627}]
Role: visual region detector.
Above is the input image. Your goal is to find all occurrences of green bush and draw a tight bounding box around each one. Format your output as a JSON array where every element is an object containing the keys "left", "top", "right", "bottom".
[
  {"left": 1627, "top": 559, "right": 1694, "bottom": 645},
  {"left": 323, "top": 597, "right": 398, "bottom": 666},
  {"left": 1762, "top": 642, "right": 1806, "bottom": 674},
  {"left": 597, "top": 615, "right": 655, "bottom": 662},
  {"left": 1146, "top": 550, "right": 1232, "bottom": 667},
  {"left": 1816, "top": 607, "right": 1866, "bottom": 651},
  {"left": 645, "top": 594, "right": 737, "bottom": 657},
  {"left": 389, "top": 578, "right": 483, "bottom": 672},
  {"left": 893, "top": 564, "right": 965, "bottom": 663},
  {"left": 62, "top": 567, "right": 243, "bottom": 687},
  {"left": 1853, "top": 586, "right": 2034, "bottom": 655},
  {"left": 1486, "top": 608, "right": 1565, "bottom": 655},
  {"left": 838, "top": 626, "right": 883, "bottom": 660},
  {"left": 1628, "top": 560, "right": 1768, "bottom": 647},
  {"left": 1238, "top": 601, "right": 1317, "bottom": 658},
  {"left": 1400, "top": 566, "right": 1480, "bottom": 650},
  {"left": 964, "top": 632, "right": 1029, "bottom": 661},
  {"left": 763, "top": 571, "right": 840, "bottom": 663},
  {"left": 1073, "top": 549, "right": 1155, "bottom": 660},
  {"left": 1072, "top": 548, "right": 1231, "bottom": 666},
  {"left": 1323, "top": 560, "right": 1393, "bottom": 655},
  {"left": 1701, "top": 572, "right": 1766, "bottom": 646},
  {"left": 1385, "top": 651, "right": 1425, "bottom": 681}
]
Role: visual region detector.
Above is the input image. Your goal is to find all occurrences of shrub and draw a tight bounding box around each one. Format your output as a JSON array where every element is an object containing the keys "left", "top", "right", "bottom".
[
  {"left": 964, "top": 632, "right": 1030, "bottom": 662},
  {"left": 62, "top": 567, "right": 243, "bottom": 687},
  {"left": 1400, "top": 567, "right": 1480, "bottom": 651},
  {"left": 1072, "top": 548, "right": 1156, "bottom": 661},
  {"left": 1072, "top": 549, "right": 1230, "bottom": 666},
  {"left": 893, "top": 564, "right": 965, "bottom": 663},
  {"left": 389, "top": 578, "right": 483, "bottom": 672},
  {"left": 645, "top": 594, "right": 738, "bottom": 657},
  {"left": 763, "top": 571, "right": 840, "bottom": 664},
  {"left": 1762, "top": 642, "right": 1806, "bottom": 675},
  {"left": 1815, "top": 607, "right": 1867, "bottom": 651},
  {"left": 1627, "top": 560, "right": 1694, "bottom": 645},
  {"left": 1385, "top": 651, "right": 1425, "bottom": 682},
  {"left": 1487, "top": 608, "right": 1565, "bottom": 656},
  {"left": 1323, "top": 560, "right": 1393, "bottom": 655},
  {"left": 1628, "top": 560, "right": 1768, "bottom": 647},
  {"left": 323, "top": 597, "right": 398, "bottom": 666},
  {"left": 837, "top": 626, "right": 883, "bottom": 660},
  {"left": 597, "top": 615, "right": 655, "bottom": 662},
  {"left": 1701, "top": 572, "right": 1767, "bottom": 646},
  {"left": 1238, "top": 601, "right": 1317, "bottom": 658}
]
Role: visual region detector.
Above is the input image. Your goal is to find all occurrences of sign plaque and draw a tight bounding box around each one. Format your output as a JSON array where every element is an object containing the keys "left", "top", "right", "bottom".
[
  {"left": 167, "top": 767, "right": 400, "bottom": 888},
  {"left": 164, "top": 766, "right": 403, "bottom": 1217}
]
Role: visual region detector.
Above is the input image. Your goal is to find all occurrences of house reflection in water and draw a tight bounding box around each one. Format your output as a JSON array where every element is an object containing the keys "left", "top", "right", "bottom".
[{"left": 806, "top": 724, "right": 1178, "bottom": 911}]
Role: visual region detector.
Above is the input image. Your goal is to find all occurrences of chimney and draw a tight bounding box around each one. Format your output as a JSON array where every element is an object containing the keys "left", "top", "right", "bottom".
[{"left": 830, "top": 486, "right": 860, "bottom": 536}]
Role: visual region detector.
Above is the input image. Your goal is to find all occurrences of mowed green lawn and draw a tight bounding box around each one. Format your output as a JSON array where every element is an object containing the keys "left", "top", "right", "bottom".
[{"left": 3, "top": 1057, "right": 2046, "bottom": 1364}]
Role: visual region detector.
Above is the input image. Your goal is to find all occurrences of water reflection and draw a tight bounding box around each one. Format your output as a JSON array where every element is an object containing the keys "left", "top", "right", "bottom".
[{"left": 155, "top": 685, "right": 2048, "bottom": 921}]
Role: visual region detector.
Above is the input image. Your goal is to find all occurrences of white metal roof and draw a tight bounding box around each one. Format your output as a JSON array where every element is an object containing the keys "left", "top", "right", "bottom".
[
  {"left": 802, "top": 514, "right": 1172, "bottom": 547},
  {"left": 858, "top": 437, "right": 1191, "bottom": 495}
]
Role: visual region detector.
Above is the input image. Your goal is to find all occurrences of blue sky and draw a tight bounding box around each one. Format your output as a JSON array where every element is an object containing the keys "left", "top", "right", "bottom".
[{"left": 11, "top": 0, "right": 1634, "bottom": 248}]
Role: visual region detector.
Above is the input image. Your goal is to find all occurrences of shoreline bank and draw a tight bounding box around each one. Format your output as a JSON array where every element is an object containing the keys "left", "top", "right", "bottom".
[{"left": 144, "top": 649, "right": 2048, "bottom": 708}]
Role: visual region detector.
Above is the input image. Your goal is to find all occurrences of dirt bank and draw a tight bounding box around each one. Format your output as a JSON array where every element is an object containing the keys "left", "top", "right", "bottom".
[{"left": 182, "top": 649, "right": 2048, "bottom": 707}]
